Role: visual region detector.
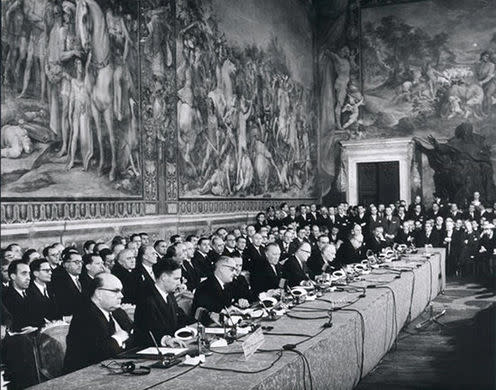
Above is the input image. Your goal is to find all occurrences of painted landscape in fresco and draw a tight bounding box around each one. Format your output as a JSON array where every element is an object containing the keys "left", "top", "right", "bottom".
[
  {"left": 1, "top": 0, "right": 143, "bottom": 198},
  {"left": 361, "top": 0, "right": 496, "bottom": 145},
  {"left": 176, "top": 0, "right": 317, "bottom": 198}
]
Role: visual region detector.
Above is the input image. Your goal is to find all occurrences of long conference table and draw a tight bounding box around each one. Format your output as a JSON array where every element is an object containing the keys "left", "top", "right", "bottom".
[{"left": 30, "top": 249, "right": 445, "bottom": 390}]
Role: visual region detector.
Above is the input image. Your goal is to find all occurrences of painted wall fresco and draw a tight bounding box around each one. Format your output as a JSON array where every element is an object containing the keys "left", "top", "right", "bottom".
[
  {"left": 1, "top": 0, "right": 144, "bottom": 198},
  {"left": 360, "top": 0, "right": 496, "bottom": 202},
  {"left": 176, "top": 0, "right": 317, "bottom": 198}
]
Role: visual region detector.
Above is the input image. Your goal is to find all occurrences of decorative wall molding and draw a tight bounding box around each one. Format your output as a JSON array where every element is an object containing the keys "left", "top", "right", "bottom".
[{"left": 1, "top": 201, "right": 146, "bottom": 225}]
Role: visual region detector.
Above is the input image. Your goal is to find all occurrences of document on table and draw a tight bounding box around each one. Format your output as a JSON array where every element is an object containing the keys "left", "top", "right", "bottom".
[{"left": 136, "top": 347, "right": 188, "bottom": 355}]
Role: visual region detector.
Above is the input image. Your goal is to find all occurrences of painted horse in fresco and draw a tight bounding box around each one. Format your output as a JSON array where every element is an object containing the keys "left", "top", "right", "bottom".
[{"left": 76, "top": 0, "right": 117, "bottom": 181}]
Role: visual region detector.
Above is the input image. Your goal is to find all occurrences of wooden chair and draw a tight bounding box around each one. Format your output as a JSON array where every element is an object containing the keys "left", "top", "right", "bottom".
[{"left": 36, "top": 323, "right": 70, "bottom": 381}]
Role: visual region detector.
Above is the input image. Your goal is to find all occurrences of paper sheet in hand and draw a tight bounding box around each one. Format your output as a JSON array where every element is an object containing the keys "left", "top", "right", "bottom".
[
  {"left": 136, "top": 347, "right": 188, "bottom": 355},
  {"left": 242, "top": 328, "right": 264, "bottom": 360}
]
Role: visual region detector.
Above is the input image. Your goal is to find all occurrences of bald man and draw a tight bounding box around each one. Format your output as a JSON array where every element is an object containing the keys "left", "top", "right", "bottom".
[
  {"left": 64, "top": 273, "right": 133, "bottom": 373},
  {"left": 283, "top": 242, "right": 312, "bottom": 287},
  {"left": 192, "top": 256, "right": 237, "bottom": 313}
]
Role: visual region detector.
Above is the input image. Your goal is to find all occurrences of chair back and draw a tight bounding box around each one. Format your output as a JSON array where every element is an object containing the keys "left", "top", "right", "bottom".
[{"left": 37, "top": 324, "right": 70, "bottom": 380}]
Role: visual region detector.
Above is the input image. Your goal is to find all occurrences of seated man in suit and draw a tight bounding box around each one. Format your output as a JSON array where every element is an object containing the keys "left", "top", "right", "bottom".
[
  {"left": 335, "top": 234, "right": 365, "bottom": 267},
  {"left": 416, "top": 220, "right": 441, "bottom": 247},
  {"left": 207, "top": 236, "right": 225, "bottom": 265},
  {"left": 244, "top": 233, "right": 265, "bottom": 272},
  {"left": 52, "top": 249, "right": 85, "bottom": 316},
  {"left": 27, "top": 258, "right": 62, "bottom": 327},
  {"left": 367, "top": 225, "right": 388, "bottom": 254},
  {"left": 250, "top": 243, "right": 282, "bottom": 295},
  {"left": 134, "top": 259, "right": 192, "bottom": 348},
  {"left": 223, "top": 234, "right": 237, "bottom": 257},
  {"left": 3, "top": 260, "right": 32, "bottom": 331},
  {"left": 112, "top": 249, "right": 138, "bottom": 304},
  {"left": 154, "top": 240, "right": 168, "bottom": 262},
  {"left": 192, "top": 256, "right": 237, "bottom": 313},
  {"left": 394, "top": 221, "right": 415, "bottom": 246},
  {"left": 283, "top": 242, "right": 312, "bottom": 287},
  {"left": 307, "top": 234, "right": 330, "bottom": 278},
  {"left": 181, "top": 241, "right": 201, "bottom": 292},
  {"left": 227, "top": 256, "right": 254, "bottom": 307},
  {"left": 136, "top": 245, "right": 158, "bottom": 300},
  {"left": 80, "top": 254, "right": 106, "bottom": 293},
  {"left": 64, "top": 273, "right": 133, "bottom": 373},
  {"left": 192, "top": 238, "right": 212, "bottom": 278}
]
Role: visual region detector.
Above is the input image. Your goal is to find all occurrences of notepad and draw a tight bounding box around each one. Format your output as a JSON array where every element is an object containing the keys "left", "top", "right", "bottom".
[{"left": 136, "top": 347, "right": 188, "bottom": 355}]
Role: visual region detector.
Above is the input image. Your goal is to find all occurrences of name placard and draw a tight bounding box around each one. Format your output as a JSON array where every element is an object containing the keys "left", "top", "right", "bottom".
[{"left": 242, "top": 328, "right": 265, "bottom": 360}]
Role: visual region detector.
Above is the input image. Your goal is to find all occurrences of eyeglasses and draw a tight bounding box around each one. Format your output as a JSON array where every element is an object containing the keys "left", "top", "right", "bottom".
[
  {"left": 97, "top": 288, "right": 122, "bottom": 294},
  {"left": 67, "top": 260, "right": 83, "bottom": 265},
  {"left": 40, "top": 268, "right": 52, "bottom": 273},
  {"left": 300, "top": 249, "right": 311, "bottom": 254},
  {"left": 222, "top": 265, "right": 237, "bottom": 272}
]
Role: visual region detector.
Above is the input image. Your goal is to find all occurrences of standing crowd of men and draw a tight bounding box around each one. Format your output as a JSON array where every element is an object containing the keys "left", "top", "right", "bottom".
[{"left": 1, "top": 194, "right": 496, "bottom": 387}]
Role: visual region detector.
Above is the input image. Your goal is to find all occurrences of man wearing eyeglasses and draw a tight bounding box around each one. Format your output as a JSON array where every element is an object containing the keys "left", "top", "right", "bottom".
[
  {"left": 51, "top": 250, "right": 85, "bottom": 316},
  {"left": 192, "top": 256, "right": 237, "bottom": 313},
  {"left": 283, "top": 242, "right": 312, "bottom": 287},
  {"left": 64, "top": 273, "right": 133, "bottom": 373},
  {"left": 26, "top": 258, "right": 62, "bottom": 328}
]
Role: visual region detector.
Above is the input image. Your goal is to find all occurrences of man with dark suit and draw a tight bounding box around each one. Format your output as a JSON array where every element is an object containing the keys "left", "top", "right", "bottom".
[
  {"left": 223, "top": 234, "right": 237, "bottom": 257},
  {"left": 395, "top": 221, "right": 415, "bottom": 246},
  {"left": 134, "top": 259, "right": 192, "bottom": 348},
  {"left": 206, "top": 236, "right": 224, "bottom": 266},
  {"left": 227, "top": 257, "right": 254, "bottom": 306},
  {"left": 442, "top": 218, "right": 464, "bottom": 276},
  {"left": 425, "top": 202, "right": 442, "bottom": 221},
  {"left": 154, "top": 240, "right": 168, "bottom": 262},
  {"left": 244, "top": 233, "right": 265, "bottom": 272},
  {"left": 283, "top": 206, "right": 298, "bottom": 227},
  {"left": 317, "top": 206, "right": 331, "bottom": 229},
  {"left": 27, "top": 258, "right": 62, "bottom": 327},
  {"left": 182, "top": 241, "right": 201, "bottom": 291},
  {"left": 335, "top": 235, "right": 365, "bottom": 267},
  {"left": 63, "top": 273, "right": 133, "bottom": 373},
  {"left": 80, "top": 254, "right": 106, "bottom": 294},
  {"left": 289, "top": 228, "right": 308, "bottom": 255},
  {"left": 367, "top": 225, "right": 388, "bottom": 254},
  {"left": 415, "top": 220, "right": 441, "bottom": 247},
  {"left": 112, "top": 249, "right": 139, "bottom": 304},
  {"left": 462, "top": 204, "right": 480, "bottom": 222},
  {"left": 307, "top": 235, "right": 330, "bottom": 278},
  {"left": 136, "top": 245, "right": 158, "bottom": 301},
  {"left": 353, "top": 205, "right": 368, "bottom": 234},
  {"left": 192, "top": 238, "right": 213, "bottom": 278},
  {"left": 283, "top": 242, "right": 312, "bottom": 287},
  {"left": 192, "top": 256, "right": 237, "bottom": 313},
  {"left": 367, "top": 205, "right": 383, "bottom": 237},
  {"left": 307, "top": 204, "right": 319, "bottom": 226},
  {"left": 251, "top": 243, "right": 282, "bottom": 295},
  {"left": 278, "top": 230, "right": 293, "bottom": 261},
  {"left": 382, "top": 206, "right": 401, "bottom": 244},
  {"left": 3, "top": 260, "right": 32, "bottom": 331},
  {"left": 52, "top": 250, "right": 85, "bottom": 316}
]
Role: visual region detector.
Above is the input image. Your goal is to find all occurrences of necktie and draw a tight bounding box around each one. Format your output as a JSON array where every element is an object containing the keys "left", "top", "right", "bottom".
[
  {"left": 166, "top": 294, "right": 177, "bottom": 327},
  {"left": 108, "top": 313, "right": 116, "bottom": 334},
  {"left": 75, "top": 278, "right": 82, "bottom": 292},
  {"left": 44, "top": 287, "right": 49, "bottom": 298},
  {"left": 22, "top": 291, "right": 27, "bottom": 298}
]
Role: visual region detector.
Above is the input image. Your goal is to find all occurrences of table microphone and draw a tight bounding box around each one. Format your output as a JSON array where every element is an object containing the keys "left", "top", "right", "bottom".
[{"left": 148, "top": 331, "right": 180, "bottom": 369}]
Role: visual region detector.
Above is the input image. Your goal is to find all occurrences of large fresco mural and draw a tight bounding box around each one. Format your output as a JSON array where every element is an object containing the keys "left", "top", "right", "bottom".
[
  {"left": 360, "top": 0, "right": 496, "bottom": 202},
  {"left": 1, "top": 0, "right": 144, "bottom": 198},
  {"left": 176, "top": 0, "right": 317, "bottom": 198}
]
